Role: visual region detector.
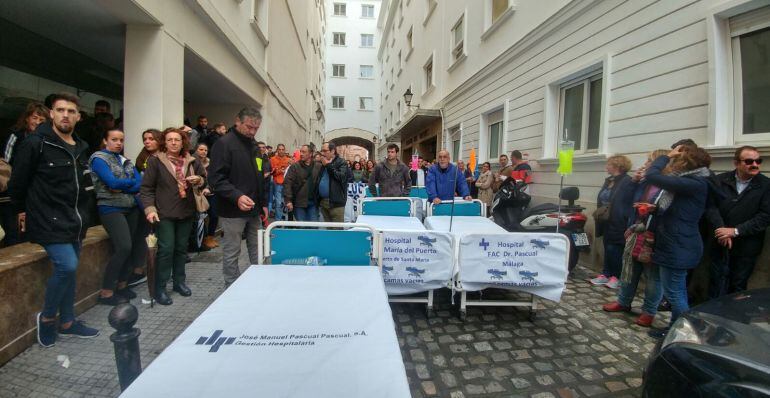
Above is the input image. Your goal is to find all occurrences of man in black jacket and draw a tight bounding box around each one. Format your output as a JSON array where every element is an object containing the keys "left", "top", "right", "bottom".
[
  {"left": 708, "top": 145, "right": 770, "bottom": 297},
  {"left": 208, "top": 107, "right": 267, "bottom": 287},
  {"left": 9, "top": 92, "right": 99, "bottom": 347},
  {"left": 318, "top": 142, "right": 351, "bottom": 222}
]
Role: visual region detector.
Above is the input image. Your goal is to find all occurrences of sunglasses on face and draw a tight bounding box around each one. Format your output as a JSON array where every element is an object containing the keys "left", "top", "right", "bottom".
[{"left": 741, "top": 158, "right": 763, "bottom": 165}]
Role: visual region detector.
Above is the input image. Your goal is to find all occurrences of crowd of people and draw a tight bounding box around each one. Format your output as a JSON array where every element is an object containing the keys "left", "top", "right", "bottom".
[
  {"left": 593, "top": 140, "right": 770, "bottom": 338},
  {"left": 1, "top": 92, "right": 767, "bottom": 347}
]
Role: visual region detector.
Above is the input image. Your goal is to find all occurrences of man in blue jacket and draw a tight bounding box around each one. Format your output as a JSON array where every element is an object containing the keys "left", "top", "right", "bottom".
[{"left": 426, "top": 150, "right": 472, "bottom": 205}]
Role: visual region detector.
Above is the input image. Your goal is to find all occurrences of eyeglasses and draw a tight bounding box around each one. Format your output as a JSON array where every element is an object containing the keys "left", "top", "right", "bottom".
[{"left": 741, "top": 158, "right": 763, "bottom": 165}]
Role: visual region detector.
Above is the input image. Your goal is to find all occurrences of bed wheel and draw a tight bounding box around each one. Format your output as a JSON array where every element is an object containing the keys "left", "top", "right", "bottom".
[
  {"left": 459, "top": 310, "right": 467, "bottom": 322},
  {"left": 528, "top": 310, "right": 537, "bottom": 322},
  {"left": 425, "top": 307, "right": 435, "bottom": 318}
]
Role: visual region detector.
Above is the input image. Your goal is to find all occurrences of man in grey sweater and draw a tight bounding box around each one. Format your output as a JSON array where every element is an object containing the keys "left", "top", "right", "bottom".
[{"left": 368, "top": 143, "right": 411, "bottom": 197}]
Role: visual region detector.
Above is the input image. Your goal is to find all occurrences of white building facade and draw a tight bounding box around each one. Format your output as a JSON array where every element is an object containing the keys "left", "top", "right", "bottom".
[
  {"left": 325, "top": 0, "right": 382, "bottom": 160},
  {"left": 379, "top": 0, "right": 770, "bottom": 285},
  {"left": 379, "top": 0, "right": 770, "bottom": 204},
  {"left": 0, "top": 0, "right": 326, "bottom": 157}
]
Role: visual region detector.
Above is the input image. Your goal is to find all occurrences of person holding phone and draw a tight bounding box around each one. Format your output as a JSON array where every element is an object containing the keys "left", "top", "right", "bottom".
[{"left": 140, "top": 128, "right": 206, "bottom": 305}]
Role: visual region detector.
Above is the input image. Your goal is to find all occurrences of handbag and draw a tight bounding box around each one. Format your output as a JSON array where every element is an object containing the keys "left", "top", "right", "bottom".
[
  {"left": 188, "top": 163, "right": 210, "bottom": 213},
  {"left": 592, "top": 204, "right": 611, "bottom": 223}
]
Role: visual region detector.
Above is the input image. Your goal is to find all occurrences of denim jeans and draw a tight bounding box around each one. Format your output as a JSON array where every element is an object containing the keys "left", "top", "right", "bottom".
[
  {"left": 41, "top": 242, "right": 82, "bottom": 324},
  {"left": 273, "top": 183, "right": 285, "bottom": 221},
  {"left": 659, "top": 265, "right": 690, "bottom": 326},
  {"left": 602, "top": 242, "right": 624, "bottom": 278},
  {"left": 294, "top": 203, "right": 319, "bottom": 221},
  {"left": 267, "top": 180, "right": 274, "bottom": 213},
  {"left": 617, "top": 261, "right": 662, "bottom": 315}
]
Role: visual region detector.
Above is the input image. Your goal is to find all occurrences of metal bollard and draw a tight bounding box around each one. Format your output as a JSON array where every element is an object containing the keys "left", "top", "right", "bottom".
[{"left": 109, "top": 304, "right": 142, "bottom": 391}]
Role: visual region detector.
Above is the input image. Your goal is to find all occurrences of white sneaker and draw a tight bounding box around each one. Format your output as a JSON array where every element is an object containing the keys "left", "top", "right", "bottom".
[
  {"left": 606, "top": 276, "right": 620, "bottom": 289},
  {"left": 590, "top": 274, "right": 609, "bottom": 285}
]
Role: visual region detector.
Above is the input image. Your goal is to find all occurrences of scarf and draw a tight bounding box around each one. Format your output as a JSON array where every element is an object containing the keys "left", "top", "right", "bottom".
[
  {"left": 167, "top": 153, "right": 188, "bottom": 198},
  {"left": 656, "top": 167, "right": 711, "bottom": 212}
]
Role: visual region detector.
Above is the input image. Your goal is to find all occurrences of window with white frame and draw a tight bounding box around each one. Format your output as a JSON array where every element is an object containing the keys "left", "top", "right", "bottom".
[
  {"left": 361, "top": 34, "right": 374, "bottom": 47},
  {"left": 333, "top": 32, "right": 346, "bottom": 45},
  {"left": 558, "top": 73, "right": 602, "bottom": 152},
  {"left": 333, "top": 2, "right": 346, "bottom": 16},
  {"left": 451, "top": 15, "right": 465, "bottom": 63},
  {"left": 487, "top": 110, "right": 504, "bottom": 159},
  {"left": 361, "top": 4, "right": 374, "bottom": 18},
  {"left": 332, "top": 96, "right": 345, "bottom": 109},
  {"left": 360, "top": 65, "right": 374, "bottom": 78},
  {"left": 424, "top": 55, "right": 434, "bottom": 91},
  {"left": 450, "top": 126, "right": 461, "bottom": 161},
  {"left": 731, "top": 7, "right": 770, "bottom": 140},
  {"left": 359, "top": 97, "right": 373, "bottom": 110},
  {"left": 332, "top": 64, "right": 346, "bottom": 77}
]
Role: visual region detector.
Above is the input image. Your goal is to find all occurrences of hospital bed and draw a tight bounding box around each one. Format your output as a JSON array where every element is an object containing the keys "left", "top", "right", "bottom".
[
  {"left": 123, "top": 223, "right": 409, "bottom": 398},
  {"left": 355, "top": 197, "right": 453, "bottom": 315},
  {"left": 424, "top": 200, "right": 569, "bottom": 321}
]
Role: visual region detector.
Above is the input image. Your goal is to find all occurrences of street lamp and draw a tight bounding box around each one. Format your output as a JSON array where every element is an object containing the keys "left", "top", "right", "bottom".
[
  {"left": 315, "top": 105, "right": 323, "bottom": 120},
  {"left": 404, "top": 88, "right": 419, "bottom": 108}
]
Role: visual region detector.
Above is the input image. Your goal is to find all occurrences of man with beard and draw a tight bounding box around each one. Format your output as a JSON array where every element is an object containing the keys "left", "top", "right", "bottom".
[
  {"left": 707, "top": 145, "right": 770, "bottom": 297},
  {"left": 10, "top": 92, "right": 99, "bottom": 347}
]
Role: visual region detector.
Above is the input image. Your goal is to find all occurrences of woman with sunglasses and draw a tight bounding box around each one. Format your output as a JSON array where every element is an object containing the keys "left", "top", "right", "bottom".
[{"left": 706, "top": 145, "right": 770, "bottom": 298}]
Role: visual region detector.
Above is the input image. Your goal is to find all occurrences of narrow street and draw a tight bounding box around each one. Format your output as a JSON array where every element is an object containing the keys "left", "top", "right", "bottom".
[{"left": 0, "top": 244, "right": 661, "bottom": 397}]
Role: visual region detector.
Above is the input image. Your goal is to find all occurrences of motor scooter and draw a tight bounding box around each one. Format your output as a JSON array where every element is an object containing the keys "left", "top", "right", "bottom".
[{"left": 491, "top": 179, "right": 589, "bottom": 272}]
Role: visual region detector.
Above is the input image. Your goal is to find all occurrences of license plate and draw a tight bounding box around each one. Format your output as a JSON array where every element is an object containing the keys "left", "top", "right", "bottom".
[{"left": 572, "top": 233, "right": 589, "bottom": 247}]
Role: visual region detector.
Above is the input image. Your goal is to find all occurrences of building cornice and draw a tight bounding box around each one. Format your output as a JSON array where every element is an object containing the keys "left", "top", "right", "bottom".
[
  {"left": 443, "top": 0, "right": 596, "bottom": 105},
  {"left": 377, "top": 0, "right": 399, "bottom": 60}
]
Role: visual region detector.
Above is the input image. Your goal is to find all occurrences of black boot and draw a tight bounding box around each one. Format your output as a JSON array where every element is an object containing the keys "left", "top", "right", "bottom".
[
  {"left": 173, "top": 282, "right": 192, "bottom": 297},
  {"left": 155, "top": 290, "right": 173, "bottom": 305}
]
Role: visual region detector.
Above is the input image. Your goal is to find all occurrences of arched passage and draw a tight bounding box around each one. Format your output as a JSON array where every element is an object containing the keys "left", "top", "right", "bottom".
[{"left": 324, "top": 128, "right": 378, "bottom": 160}]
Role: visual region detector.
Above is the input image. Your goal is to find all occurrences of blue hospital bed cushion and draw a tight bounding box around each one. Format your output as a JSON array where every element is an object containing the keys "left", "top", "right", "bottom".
[
  {"left": 362, "top": 200, "right": 411, "bottom": 217},
  {"left": 432, "top": 201, "right": 482, "bottom": 217},
  {"left": 270, "top": 228, "right": 372, "bottom": 266}
]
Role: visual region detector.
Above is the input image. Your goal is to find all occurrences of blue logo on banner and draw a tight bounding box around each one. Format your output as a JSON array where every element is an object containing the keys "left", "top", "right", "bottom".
[
  {"left": 479, "top": 238, "right": 490, "bottom": 251},
  {"left": 530, "top": 239, "right": 550, "bottom": 249},
  {"left": 406, "top": 267, "right": 426, "bottom": 277},
  {"left": 382, "top": 265, "right": 394, "bottom": 276},
  {"left": 519, "top": 270, "right": 539, "bottom": 283},
  {"left": 196, "top": 330, "right": 235, "bottom": 352},
  {"left": 417, "top": 235, "right": 436, "bottom": 247},
  {"left": 487, "top": 269, "right": 507, "bottom": 280}
]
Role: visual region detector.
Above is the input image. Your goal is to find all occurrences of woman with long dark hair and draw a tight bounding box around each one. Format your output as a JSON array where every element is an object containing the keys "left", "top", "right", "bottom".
[
  {"left": 352, "top": 161, "right": 367, "bottom": 183},
  {"left": 135, "top": 129, "right": 162, "bottom": 173},
  {"left": 89, "top": 129, "right": 144, "bottom": 305},
  {"left": 140, "top": 128, "right": 206, "bottom": 305},
  {"left": 194, "top": 142, "right": 218, "bottom": 249},
  {"left": 1, "top": 102, "right": 48, "bottom": 246}
]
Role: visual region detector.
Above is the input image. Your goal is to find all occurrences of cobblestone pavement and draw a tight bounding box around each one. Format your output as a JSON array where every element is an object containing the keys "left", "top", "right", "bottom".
[{"left": 0, "top": 244, "right": 665, "bottom": 398}]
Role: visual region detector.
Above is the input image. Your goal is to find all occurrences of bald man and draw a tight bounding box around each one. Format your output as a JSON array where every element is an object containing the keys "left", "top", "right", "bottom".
[{"left": 425, "top": 150, "right": 471, "bottom": 204}]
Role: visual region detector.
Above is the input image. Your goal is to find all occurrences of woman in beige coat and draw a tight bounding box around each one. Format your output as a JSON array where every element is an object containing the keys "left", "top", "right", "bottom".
[{"left": 475, "top": 162, "right": 494, "bottom": 213}]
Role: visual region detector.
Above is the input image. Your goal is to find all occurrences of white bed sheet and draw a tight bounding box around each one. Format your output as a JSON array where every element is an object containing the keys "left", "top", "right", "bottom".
[
  {"left": 356, "top": 215, "right": 426, "bottom": 231},
  {"left": 121, "top": 266, "right": 409, "bottom": 398},
  {"left": 423, "top": 216, "right": 507, "bottom": 235}
]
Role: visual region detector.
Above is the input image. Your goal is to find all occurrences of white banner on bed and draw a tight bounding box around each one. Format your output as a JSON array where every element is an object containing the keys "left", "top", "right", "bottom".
[
  {"left": 344, "top": 182, "right": 368, "bottom": 222},
  {"left": 380, "top": 230, "right": 454, "bottom": 295},
  {"left": 458, "top": 233, "right": 569, "bottom": 302}
]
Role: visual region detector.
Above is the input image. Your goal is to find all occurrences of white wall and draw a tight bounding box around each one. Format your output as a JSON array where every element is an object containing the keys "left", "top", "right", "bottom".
[{"left": 325, "top": 0, "right": 381, "bottom": 135}]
